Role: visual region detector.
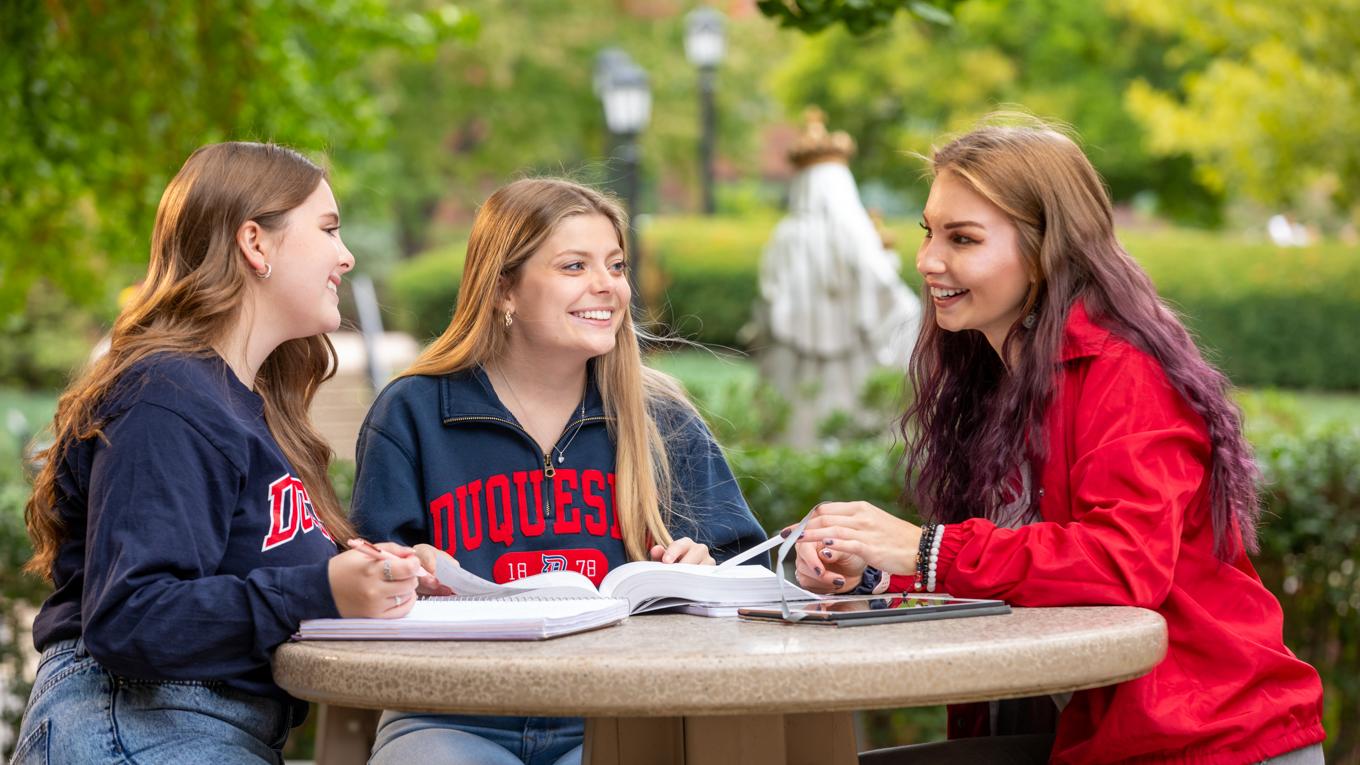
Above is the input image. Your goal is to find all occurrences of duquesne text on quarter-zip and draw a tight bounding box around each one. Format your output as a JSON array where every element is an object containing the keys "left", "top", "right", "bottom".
[{"left": 352, "top": 364, "right": 768, "bottom": 588}]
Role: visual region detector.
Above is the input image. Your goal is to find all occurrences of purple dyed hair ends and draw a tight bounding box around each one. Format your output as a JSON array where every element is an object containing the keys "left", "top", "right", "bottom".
[{"left": 901, "top": 116, "right": 1260, "bottom": 560}]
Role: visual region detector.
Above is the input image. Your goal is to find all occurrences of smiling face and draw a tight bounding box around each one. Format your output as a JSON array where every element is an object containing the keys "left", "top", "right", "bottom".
[
  {"left": 917, "top": 170, "right": 1033, "bottom": 357},
  {"left": 502, "top": 212, "right": 630, "bottom": 364},
  {"left": 257, "top": 179, "right": 354, "bottom": 340}
]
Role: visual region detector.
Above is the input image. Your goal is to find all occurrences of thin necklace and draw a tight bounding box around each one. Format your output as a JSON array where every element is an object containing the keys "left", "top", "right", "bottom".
[{"left": 492, "top": 364, "right": 587, "bottom": 464}]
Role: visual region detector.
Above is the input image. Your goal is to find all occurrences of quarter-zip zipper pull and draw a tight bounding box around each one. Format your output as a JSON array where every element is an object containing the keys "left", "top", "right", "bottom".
[{"left": 542, "top": 452, "right": 554, "bottom": 517}]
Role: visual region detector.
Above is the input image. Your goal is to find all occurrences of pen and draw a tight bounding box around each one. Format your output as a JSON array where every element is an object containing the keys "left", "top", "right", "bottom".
[{"left": 347, "top": 537, "right": 433, "bottom": 578}]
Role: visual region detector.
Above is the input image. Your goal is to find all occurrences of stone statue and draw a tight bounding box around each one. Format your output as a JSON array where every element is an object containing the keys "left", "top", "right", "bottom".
[{"left": 746, "top": 109, "right": 921, "bottom": 446}]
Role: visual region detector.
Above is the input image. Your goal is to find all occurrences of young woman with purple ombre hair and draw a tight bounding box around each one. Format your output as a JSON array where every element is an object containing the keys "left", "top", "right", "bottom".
[{"left": 790, "top": 118, "right": 1325, "bottom": 765}]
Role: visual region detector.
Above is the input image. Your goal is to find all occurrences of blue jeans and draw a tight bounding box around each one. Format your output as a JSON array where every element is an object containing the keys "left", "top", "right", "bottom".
[
  {"left": 370, "top": 711, "right": 583, "bottom": 765},
  {"left": 9, "top": 638, "right": 291, "bottom": 765}
]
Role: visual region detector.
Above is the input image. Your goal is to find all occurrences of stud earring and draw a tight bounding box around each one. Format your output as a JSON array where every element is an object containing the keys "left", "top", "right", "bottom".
[{"left": 504, "top": 310, "right": 514, "bottom": 328}]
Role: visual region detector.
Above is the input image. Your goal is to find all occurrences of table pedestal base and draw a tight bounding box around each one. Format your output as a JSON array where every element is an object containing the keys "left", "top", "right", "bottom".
[{"left": 583, "top": 712, "right": 857, "bottom": 765}]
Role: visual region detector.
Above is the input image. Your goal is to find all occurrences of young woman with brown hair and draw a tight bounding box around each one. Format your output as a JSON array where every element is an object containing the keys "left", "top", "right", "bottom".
[
  {"left": 14, "top": 142, "right": 425, "bottom": 764},
  {"left": 793, "top": 119, "right": 1325, "bottom": 764},
  {"left": 352, "top": 177, "right": 766, "bottom": 764}
]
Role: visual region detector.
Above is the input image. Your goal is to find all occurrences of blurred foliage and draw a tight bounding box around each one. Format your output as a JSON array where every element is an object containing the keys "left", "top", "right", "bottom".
[
  {"left": 1253, "top": 427, "right": 1360, "bottom": 762},
  {"left": 769, "top": 0, "right": 1223, "bottom": 225},
  {"left": 756, "top": 0, "right": 962, "bottom": 34},
  {"left": 1116, "top": 0, "right": 1360, "bottom": 218},
  {"left": 383, "top": 237, "right": 470, "bottom": 342},
  {"left": 0, "top": 2, "right": 803, "bottom": 321},
  {"left": 0, "top": 282, "right": 106, "bottom": 390},
  {"left": 0, "top": 0, "right": 478, "bottom": 316}
]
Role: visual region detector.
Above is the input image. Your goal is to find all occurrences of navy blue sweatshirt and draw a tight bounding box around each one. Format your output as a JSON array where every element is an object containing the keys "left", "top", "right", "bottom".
[
  {"left": 352, "top": 367, "right": 766, "bottom": 583},
  {"left": 32, "top": 353, "right": 341, "bottom": 721}
]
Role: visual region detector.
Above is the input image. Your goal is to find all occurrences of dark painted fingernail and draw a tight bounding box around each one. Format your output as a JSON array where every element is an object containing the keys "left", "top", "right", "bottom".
[
  {"left": 814, "top": 566, "right": 822, "bottom": 575},
  {"left": 823, "top": 538, "right": 834, "bottom": 546},
  {"left": 822, "top": 549, "right": 834, "bottom": 560},
  {"left": 780, "top": 528, "right": 792, "bottom": 538},
  {"left": 833, "top": 578, "right": 845, "bottom": 588}
]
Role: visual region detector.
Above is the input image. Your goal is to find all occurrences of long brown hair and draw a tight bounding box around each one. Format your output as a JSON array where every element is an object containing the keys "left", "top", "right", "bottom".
[
  {"left": 24, "top": 141, "right": 354, "bottom": 579},
  {"left": 903, "top": 115, "right": 1260, "bottom": 560},
  {"left": 403, "top": 178, "right": 693, "bottom": 561}
]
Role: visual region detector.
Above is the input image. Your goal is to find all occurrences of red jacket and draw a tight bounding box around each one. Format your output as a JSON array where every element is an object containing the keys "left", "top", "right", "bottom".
[{"left": 890, "top": 303, "right": 1324, "bottom": 764}]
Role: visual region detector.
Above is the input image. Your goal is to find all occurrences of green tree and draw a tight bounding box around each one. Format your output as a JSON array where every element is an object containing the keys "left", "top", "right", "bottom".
[
  {"left": 349, "top": 0, "right": 798, "bottom": 260},
  {"left": 1116, "top": 0, "right": 1360, "bottom": 216},
  {"left": 0, "top": 0, "right": 475, "bottom": 315},
  {"left": 769, "top": 0, "right": 1221, "bottom": 222}
]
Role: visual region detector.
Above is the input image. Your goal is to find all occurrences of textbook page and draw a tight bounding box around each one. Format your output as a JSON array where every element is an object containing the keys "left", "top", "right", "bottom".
[{"left": 432, "top": 544, "right": 818, "bottom": 614}]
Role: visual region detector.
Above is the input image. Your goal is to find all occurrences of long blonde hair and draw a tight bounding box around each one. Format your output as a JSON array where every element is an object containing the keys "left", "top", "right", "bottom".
[
  {"left": 403, "top": 178, "right": 691, "bottom": 560},
  {"left": 24, "top": 142, "right": 354, "bottom": 579}
]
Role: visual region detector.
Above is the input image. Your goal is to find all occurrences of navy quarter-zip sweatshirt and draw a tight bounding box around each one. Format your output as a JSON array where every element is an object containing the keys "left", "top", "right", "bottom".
[
  {"left": 31, "top": 353, "right": 341, "bottom": 722},
  {"left": 351, "top": 366, "right": 766, "bottom": 584}
]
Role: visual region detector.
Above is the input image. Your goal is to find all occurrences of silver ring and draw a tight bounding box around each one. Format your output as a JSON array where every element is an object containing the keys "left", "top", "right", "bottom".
[
  {"left": 392, "top": 593, "right": 406, "bottom": 606},
  {"left": 382, "top": 559, "right": 393, "bottom": 582}
]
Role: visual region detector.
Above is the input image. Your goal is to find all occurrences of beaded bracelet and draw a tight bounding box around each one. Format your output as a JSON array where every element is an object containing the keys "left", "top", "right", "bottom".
[
  {"left": 925, "top": 524, "right": 947, "bottom": 592},
  {"left": 914, "top": 522, "right": 939, "bottom": 591}
]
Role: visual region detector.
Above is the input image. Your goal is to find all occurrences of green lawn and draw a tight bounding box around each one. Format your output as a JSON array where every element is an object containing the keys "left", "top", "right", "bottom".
[{"left": 648, "top": 347, "right": 759, "bottom": 388}]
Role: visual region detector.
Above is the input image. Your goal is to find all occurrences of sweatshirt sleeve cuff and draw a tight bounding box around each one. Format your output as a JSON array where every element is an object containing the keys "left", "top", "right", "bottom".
[
  {"left": 280, "top": 559, "right": 341, "bottom": 623},
  {"left": 934, "top": 520, "right": 975, "bottom": 594}
]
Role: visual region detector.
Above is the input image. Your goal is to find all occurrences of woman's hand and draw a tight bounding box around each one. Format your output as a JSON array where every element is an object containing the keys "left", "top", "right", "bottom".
[
  {"left": 649, "top": 537, "right": 714, "bottom": 565},
  {"left": 795, "top": 501, "right": 922, "bottom": 576},
  {"left": 411, "top": 543, "right": 457, "bottom": 597},
  {"left": 788, "top": 522, "right": 869, "bottom": 594},
  {"left": 792, "top": 541, "right": 868, "bottom": 594},
  {"left": 327, "top": 544, "right": 422, "bottom": 618}
]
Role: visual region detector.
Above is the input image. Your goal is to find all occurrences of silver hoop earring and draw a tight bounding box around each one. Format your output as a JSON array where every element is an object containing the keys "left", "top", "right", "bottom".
[
  {"left": 1022, "top": 311, "right": 1037, "bottom": 329},
  {"left": 255, "top": 263, "right": 272, "bottom": 279},
  {"left": 504, "top": 310, "right": 513, "bottom": 329}
]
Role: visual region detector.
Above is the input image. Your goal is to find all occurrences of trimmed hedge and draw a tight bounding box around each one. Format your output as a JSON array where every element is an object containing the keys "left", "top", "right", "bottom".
[
  {"left": 383, "top": 237, "right": 468, "bottom": 344},
  {"left": 385, "top": 217, "right": 1360, "bottom": 389}
]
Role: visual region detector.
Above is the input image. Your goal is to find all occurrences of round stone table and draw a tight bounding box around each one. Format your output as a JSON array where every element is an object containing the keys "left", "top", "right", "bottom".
[{"left": 275, "top": 607, "right": 1166, "bottom": 765}]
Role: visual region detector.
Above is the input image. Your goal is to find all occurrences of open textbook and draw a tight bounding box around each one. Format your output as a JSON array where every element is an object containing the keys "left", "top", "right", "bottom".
[
  {"left": 425, "top": 552, "right": 817, "bottom": 614},
  {"left": 296, "top": 541, "right": 819, "bottom": 640}
]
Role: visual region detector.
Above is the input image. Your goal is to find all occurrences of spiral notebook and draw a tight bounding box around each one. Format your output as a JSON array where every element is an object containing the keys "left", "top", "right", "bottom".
[{"left": 295, "top": 596, "right": 629, "bottom": 641}]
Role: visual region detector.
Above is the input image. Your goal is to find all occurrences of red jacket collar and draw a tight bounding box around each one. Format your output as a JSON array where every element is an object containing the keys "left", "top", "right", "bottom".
[{"left": 1060, "top": 300, "right": 1111, "bottom": 362}]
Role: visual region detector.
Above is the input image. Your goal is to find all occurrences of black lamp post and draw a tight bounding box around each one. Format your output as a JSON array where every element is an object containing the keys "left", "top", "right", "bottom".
[
  {"left": 599, "top": 57, "right": 651, "bottom": 314},
  {"left": 685, "top": 7, "right": 725, "bottom": 215}
]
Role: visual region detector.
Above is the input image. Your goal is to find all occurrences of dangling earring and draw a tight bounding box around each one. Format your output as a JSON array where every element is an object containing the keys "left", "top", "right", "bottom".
[
  {"left": 255, "top": 263, "right": 272, "bottom": 279},
  {"left": 1022, "top": 311, "right": 1037, "bottom": 329},
  {"left": 504, "top": 310, "right": 514, "bottom": 329}
]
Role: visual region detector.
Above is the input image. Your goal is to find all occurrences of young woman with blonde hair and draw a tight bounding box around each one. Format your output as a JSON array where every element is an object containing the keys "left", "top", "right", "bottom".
[
  {"left": 793, "top": 119, "right": 1325, "bottom": 764},
  {"left": 352, "top": 177, "right": 765, "bottom": 765},
  {"left": 14, "top": 142, "right": 425, "bottom": 765}
]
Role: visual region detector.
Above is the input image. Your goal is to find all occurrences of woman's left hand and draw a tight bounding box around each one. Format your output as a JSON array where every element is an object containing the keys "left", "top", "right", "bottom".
[
  {"left": 650, "top": 537, "right": 714, "bottom": 565},
  {"left": 797, "top": 501, "right": 922, "bottom": 575}
]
